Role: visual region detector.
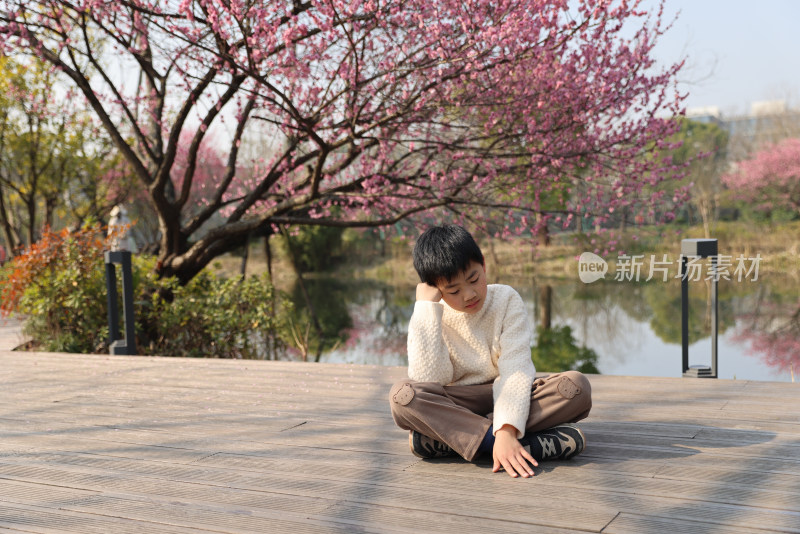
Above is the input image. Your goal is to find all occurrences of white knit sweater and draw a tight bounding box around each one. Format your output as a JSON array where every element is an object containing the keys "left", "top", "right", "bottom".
[{"left": 407, "top": 284, "right": 536, "bottom": 438}]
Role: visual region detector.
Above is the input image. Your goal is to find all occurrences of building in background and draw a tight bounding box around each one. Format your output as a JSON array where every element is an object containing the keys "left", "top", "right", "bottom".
[{"left": 688, "top": 100, "right": 800, "bottom": 160}]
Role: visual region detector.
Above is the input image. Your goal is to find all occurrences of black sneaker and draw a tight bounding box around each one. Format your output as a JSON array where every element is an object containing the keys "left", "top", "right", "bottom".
[
  {"left": 409, "top": 430, "right": 455, "bottom": 459},
  {"left": 521, "top": 424, "right": 585, "bottom": 461}
]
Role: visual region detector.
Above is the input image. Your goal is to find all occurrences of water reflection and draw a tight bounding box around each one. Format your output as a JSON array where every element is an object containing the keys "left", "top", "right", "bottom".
[
  {"left": 531, "top": 325, "right": 600, "bottom": 374},
  {"left": 316, "top": 280, "right": 412, "bottom": 366},
  {"left": 729, "top": 283, "right": 800, "bottom": 379},
  {"left": 286, "top": 277, "right": 353, "bottom": 361},
  {"left": 302, "top": 274, "right": 795, "bottom": 382}
]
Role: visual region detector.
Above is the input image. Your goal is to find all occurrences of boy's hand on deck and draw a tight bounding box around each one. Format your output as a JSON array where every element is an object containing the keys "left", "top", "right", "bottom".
[
  {"left": 492, "top": 425, "right": 538, "bottom": 479},
  {"left": 416, "top": 283, "right": 442, "bottom": 302}
]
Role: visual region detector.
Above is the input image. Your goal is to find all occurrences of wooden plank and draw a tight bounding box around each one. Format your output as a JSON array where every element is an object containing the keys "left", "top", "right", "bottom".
[
  {"left": 582, "top": 444, "right": 800, "bottom": 475},
  {"left": 653, "top": 464, "right": 800, "bottom": 493},
  {"left": 0, "top": 479, "right": 98, "bottom": 507},
  {"left": 583, "top": 430, "right": 800, "bottom": 459},
  {"left": 0, "top": 501, "right": 211, "bottom": 534},
  {"left": 0, "top": 463, "right": 583, "bottom": 534},
  {"left": 577, "top": 421, "right": 702, "bottom": 439},
  {"left": 6, "top": 438, "right": 800, "bottom": 532},
  {"left": 0, "top": 458, "right": 615, "bottom": 532},
  {"left": 404, "top": 457, "right": 800, "bottom": 512},
  {"left": 0, "top": 426, "right": 412, "bottom": 464},
  {"left": 3, "top": 350, "right": 800, "bottom": 533},
  {"left": 316, "top": 501, "right": 584, "bottom": 534},
  {"left": 0, "top": 478, "right": 394, "bottom": 534},
  {"left": 59, "top": 495, "right": 373, "bottom": 534},
  {"left": 603, "top": 513, "right": 784, "bottom": 534},
  {"left": 585, "top": 410, "right": 800, "bottom": 434}
]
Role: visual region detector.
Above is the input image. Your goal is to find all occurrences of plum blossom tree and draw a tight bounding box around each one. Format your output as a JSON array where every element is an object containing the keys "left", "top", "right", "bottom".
[
  {"left": 170, "top": 128, "right": 227, "bottom": 218},
  {"left": 1, "top": 0, "right": 685, "bottom": 283},
  {"left": 722, "top": 137, "right": 800, "bottom": 217}
]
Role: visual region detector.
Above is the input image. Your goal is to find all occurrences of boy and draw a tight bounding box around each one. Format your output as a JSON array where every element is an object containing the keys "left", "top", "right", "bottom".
[{"left": 389, "top": 224, "right": 592, "bottom": 479}]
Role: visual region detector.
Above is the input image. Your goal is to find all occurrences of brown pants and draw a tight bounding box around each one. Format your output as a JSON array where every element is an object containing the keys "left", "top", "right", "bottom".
[{"left": 389, "top": 371, "right": 592, "bottom": 461}]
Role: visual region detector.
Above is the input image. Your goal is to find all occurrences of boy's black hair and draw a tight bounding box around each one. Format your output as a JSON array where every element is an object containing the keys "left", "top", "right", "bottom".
[{"left": 412, "top": 224, "right": 484, "bottom": 286}]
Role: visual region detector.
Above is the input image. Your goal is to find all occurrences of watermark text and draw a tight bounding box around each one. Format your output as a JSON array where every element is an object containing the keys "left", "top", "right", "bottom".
[{"left": 579, "top": 253, "right": 761, "bottom": 283}]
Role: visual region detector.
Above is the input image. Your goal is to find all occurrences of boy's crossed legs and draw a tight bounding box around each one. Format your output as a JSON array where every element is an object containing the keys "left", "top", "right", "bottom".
[{"left": 389, "top": 371, "right": 592, "bottom": 463}]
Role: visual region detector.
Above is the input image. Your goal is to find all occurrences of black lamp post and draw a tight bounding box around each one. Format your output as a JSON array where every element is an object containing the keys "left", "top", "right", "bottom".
[
  {"left": 105, "top": 249, "right": 136, "bottom": 356},
  {"left": 680, "top": 238, "right": 718, "bottom": 378}
]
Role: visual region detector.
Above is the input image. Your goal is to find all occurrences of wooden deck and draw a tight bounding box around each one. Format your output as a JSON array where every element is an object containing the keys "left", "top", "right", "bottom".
[{"left": 1, "top": 346, "right": 799, "bottom": 533}]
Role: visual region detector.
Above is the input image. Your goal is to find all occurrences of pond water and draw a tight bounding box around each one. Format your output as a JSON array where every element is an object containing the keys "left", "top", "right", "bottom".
[{"left": 310, "top": 274, "right": 798, "bottom": 383}]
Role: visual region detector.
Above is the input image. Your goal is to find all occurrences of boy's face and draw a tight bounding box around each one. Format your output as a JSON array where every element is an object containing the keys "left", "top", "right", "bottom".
[{"left": 436, "top": 261, "right": 488, "bottom": 314}]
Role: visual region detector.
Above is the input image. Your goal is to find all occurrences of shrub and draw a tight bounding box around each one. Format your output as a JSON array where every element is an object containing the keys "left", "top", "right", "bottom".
[
  {"left": 0, "top": 226, "right": 112, "bottom": 352},
  {"left": 1, "top": 225, "right": 291, "bottom": 358},
  {"left": 139, "top": 272, "right": 290, "bottom": 359}
]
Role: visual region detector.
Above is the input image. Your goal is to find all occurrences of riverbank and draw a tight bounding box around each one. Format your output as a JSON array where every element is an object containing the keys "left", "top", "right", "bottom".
[
  {"left": 212, "top": 220, "right": 800, "bottom": 289},
  {"left": 342, "top": 220, "right": 800, "bottom": 286}
]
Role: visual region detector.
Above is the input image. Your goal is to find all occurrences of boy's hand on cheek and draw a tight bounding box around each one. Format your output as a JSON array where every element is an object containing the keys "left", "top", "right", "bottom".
[
  {"left": 492, "top": 425, "right": 538, "bottom": 479},
  {"left": 416, "top": 283, "right": 442, "bottom": 302}
]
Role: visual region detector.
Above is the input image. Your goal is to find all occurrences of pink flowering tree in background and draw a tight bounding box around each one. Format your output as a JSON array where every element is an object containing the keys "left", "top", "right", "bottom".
[
  {"left": 722, "top": 137, "right": 800, "bottom": 216},
  {"left": 1, "top": 0, "right": 685, "bottom": 283},
  {"left": 170, "top": 128, "right": 228, "bottom": 218}
]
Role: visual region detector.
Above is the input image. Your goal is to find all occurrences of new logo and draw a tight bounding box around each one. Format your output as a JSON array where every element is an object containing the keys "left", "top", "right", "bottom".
[{"left": 578, "top": 252, "right": 607, "bottom": 284}]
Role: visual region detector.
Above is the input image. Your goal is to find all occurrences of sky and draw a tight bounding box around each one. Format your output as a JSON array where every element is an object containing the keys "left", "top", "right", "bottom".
[{"left": 644, "top": 0, "right": 800, "bottom": 115}]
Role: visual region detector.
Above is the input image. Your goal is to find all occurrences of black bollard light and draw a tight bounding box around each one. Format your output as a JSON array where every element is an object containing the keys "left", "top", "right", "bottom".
[
  {"left": 680, "top": 238, "right": 718, "bottom": 378},
  {"left": 105, "top": 250, "right": 137, "bottom": 355}
]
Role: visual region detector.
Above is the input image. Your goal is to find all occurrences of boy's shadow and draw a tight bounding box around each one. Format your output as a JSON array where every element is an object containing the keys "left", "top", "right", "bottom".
[
  {"left": 419, "top": 422, "right": 781, "bottom": 477},
  {"left": 573, "top": 420, "right": 780, "bottom": 463}
]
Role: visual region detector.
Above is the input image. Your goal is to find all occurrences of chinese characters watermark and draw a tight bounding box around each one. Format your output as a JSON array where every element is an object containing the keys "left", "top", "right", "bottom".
[{"left": 579, "top": 253, "right": 762, "bottom": 284}]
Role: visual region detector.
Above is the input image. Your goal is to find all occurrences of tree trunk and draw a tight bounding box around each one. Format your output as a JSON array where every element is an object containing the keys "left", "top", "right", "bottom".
[
  {"left": 487, "top": 237, "right": 500, "bottom": 276},
  {"left": 156, "top": 223, "right": 276, "bottom": 284},
  {"left": 0, "top": 187, "right": 20, "bottom": 253},
  {"left": 25, "top": 197, "right": 36, "bottom": 247},
  {"left": 44, "top": 195, "right": 57, "bottom": 231},
  {"left": 535, "top": 213, "right": 551, "bottom": 246},
  {"left": 239, "top": 235, "right": 250, "bottom": 279},
  {"left": 698, "top": 197, "right": 712, "bottom": 239},
  {"left": 265, "top": 234, "right": 274, "bottom": 283},
  {"left": 539, "top": 284, "right": 552, "bottom": 331},
  {"left": 264, "top": 234, "right": 277, "bottom": 360}
]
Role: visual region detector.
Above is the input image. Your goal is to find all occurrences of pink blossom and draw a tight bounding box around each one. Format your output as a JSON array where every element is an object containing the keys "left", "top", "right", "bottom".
[
  {"left": 723, "top": 138, "right": 800, "bottom": 214},
  {"left": 0, "top": 0, "right": 686, "bottom": 281}
]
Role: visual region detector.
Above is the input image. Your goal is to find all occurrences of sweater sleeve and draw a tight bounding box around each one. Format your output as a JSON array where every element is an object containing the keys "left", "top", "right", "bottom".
[
  {"left": 491, "top": 289, "right": 536, "bottom": 438},
  {"left": 406, "top": 300, "right": 454, "bottom": 385}
]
